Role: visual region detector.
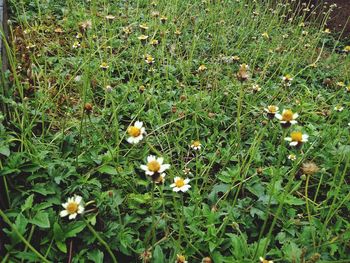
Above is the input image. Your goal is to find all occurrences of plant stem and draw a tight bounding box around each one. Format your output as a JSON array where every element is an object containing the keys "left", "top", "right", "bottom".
[
  {"left": 84, "top": 218, "right": 118, "bottom": 263},
  {"left": 0, "top": 209, "right": 50, "bottom": 263}
]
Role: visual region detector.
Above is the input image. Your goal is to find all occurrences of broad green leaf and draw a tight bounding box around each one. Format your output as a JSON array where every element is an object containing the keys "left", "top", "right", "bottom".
[{"left": 29, "top": 211, "right": 50, "bottom": 228}]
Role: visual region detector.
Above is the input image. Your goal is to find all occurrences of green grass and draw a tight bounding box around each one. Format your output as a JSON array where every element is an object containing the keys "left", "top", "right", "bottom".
[{"left": 0, "top": 0, "right": 350, "bottom": 262}]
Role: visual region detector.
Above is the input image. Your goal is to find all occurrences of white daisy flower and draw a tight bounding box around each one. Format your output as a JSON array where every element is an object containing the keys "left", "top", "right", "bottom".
[
  {"left": 127, "top": 121, "right": 146, "bottom": 144},
  {"left": 140, "top": 155, "right": 170, "bottom": 176},
  {"left": 264, "top": 105, "right": 279, "bottom": 118},
  {"left": 334, "top": 105, "right": 344, "bottom": 112},
  {"left": 275, "top": 109, "right": 298, "bottom": 126},
  {"left": 176, "top": 254, "right": 188, "bottom": 263},
  {"left": 284, "top": 131, "right": 308, "bottom": 147},
  {"left": 60, "top": 195, "right": 84, "bottom": 220},
  {"left": 170, "top": 177, "right": 191, "bottom": 193},
  {"left": 259, "top": 257, "right": 274, "bottom": 263},
  {"left": 288, "top": 154, "right": 297, "bottom": 161},
  {"left": 191, "top": 140, "right": 201, "bottom": 151}
]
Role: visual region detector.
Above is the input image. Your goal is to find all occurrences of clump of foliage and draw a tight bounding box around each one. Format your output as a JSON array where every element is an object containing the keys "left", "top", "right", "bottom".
[{"left": 1, "top": 0, "right": 350, "bottom": 262}]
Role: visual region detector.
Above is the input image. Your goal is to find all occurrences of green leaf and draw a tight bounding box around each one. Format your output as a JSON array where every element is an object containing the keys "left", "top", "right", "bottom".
[
  {"left": 21, "top": 194, "right": 34, "bottom": 212},
  {"left": 65, "top": 221, "right": 86, "bottom": 238},
  {"left": 29, "top": 211, "right": 50, "bottom": 228},
  {"left": 0, "top": 145, "right": 10, "bottom": 157},
  {"left": 284, "top": 195, "right": 305, "bottom": 206},
  {"left": 153, "top": 245, "right": 165, "bottom": 263},
  {"left": 56, "top": 241, "right": 67, "bottom": 254},
  {"left": 87, "top": 249, "right": 104, "bottom": 263},
  {"left": 98, "top": 165, "right": 118, "bottom": 175}
]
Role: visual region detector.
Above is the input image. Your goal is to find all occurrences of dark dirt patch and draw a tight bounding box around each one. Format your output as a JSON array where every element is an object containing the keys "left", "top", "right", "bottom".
[{"left": 326, "top": 0, "right": 350, "bottom": 38}]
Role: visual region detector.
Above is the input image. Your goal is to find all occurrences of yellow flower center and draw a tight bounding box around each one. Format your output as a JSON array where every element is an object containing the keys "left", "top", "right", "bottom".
[
  {"left": 147, "top": 161, "right": 160, "bottom": 172},
  {"left": 291, "top": 131, "right": 303, "bottom": 142},
  {"left": 192, "top": 141, "right": 201, "bottom": 147},
  {"left": 127, "top": 126, "right": 141, "bottom": 137},
  {"left": 176, "top": 255, "right": 186, "bottom": 263},
  {"left": 67, "top": 202, "right": 78, "bottom": 214},
  {"left": 175, "top": 178, "right": 185, "bottom": 188},
  {"left": 282, "top": 110, "right": 294, "bottom": 121},
  {"left": 267, "top": 105, "right": 277, "bottom": 113}
]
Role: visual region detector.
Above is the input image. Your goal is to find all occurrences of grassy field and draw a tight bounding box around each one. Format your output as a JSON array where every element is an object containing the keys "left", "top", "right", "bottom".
[{"left": 1, "top": 0, "right": 350, "bottom": 262}]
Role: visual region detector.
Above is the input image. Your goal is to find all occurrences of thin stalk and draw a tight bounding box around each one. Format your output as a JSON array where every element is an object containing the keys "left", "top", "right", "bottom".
[
  {"left": 84, "top": 218, "right": 117, "bottom": 263},
  {"left": 0, "top": 209, "right": 50, "bottom": 263}
]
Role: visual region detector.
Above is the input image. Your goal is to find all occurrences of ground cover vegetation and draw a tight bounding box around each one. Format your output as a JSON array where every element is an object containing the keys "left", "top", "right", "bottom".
[{"left": 0, "top": 0, "right": 350, "bottom": 262}]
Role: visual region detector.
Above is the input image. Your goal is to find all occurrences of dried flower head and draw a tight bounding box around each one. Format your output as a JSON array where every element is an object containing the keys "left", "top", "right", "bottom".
[
  {"left": 236, "top": 64, "right": 249, "bottom": 82},
  {"left": 301, "top": 161, "right": 319, "bottom": 175}
]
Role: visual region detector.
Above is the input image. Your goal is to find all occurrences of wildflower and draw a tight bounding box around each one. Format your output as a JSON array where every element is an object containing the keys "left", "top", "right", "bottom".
[
  {"left": 202, "top": 257, "right": 212, "bottom": 263},
  {"left": 343, "top": 45, "right": 350, "bottom": 53},
  {"left": 336, "top": 81, "right": 345, "bottom": 87},
  {"left": 139, "top": 24, "right": 149, "bottom": 31},
  {"left": 84, "top": 103, "right": 93, "bottom": 113},
  {"left": 175, "top": 254, "right": 188, "bottom": 263},
  {"left": 100, "top": 62, "right": 109, "bottom": 70},
  {"left": 275, "top": 109, "right": 298, "bottom": 127},
  {"left": 301, "top": 161, "right": 319, "bottom": 175},
  {"left": 170, "top": 177, "right": 191, "bottom": 192},
  {"left": 345, "top": 85, "right": 350, "bottom": 93},
  {"left": 262, "top": 32, "right": 270, "bottom": 39},
  {"left": 160, "top": 16, "right": 168, "bottom": 23},
  {"left": 191, "top": 140, "right": 202, "bottom": 150},
  {"left": 232, "top": 55, "right": 240, "bottom": 61},
  {"left": 150, "top": 39, "right": 159, "bottom": 46},
  {"left": 123, "top": 26, "right": 132, "bottom": 35},
  {"left": 79, "top": 20, "right": 92, "bottom": 32},
  {"left": 127, "top": 121, "right": 146, "bottom": 144},
  {"left": 139, "top": 250, "right": 152, "bottom": 263},
  {"left": 105, "top": 85, "right": 113, "bottom": 93},
  {"left": 60, "top": 196, "right": 84, "bottom": 220},
  {"left": 334, "top": 105, "right": 344, "bottom": 112},
  {"left": 105, "top": 15, "right": 116, "bottom": 20},
  {"left": 236, "top": 64, "right": 249, "bottom": 82},
  {"left": 138, "top": 35, "right": 149, "bottom": 44},
  {"left": 151, "top": 11, "right": 160, "bottom": 17},
  {"left": 324, "top": 28, "right": 331, "bottom": 34},
  {"left": 252, "top": 84, "right": 261, "bottom": 93},
  {"left": 288, "top": 154, "right": 297, "bottom": 161},
  {"left": 140, "top": 155, "right": 170, "bottom": 176},
  {"left": 284, "top": 131, "right": 308, "bottom": 147},
  {"left": 72, "top": 41, "right": 80, "bottom": 49},
  {"left": 198, "top": 64, "right": 207, "bottom": 72},
  {"left": 264, "top": 105, "right": 279, "bottom": 119},
  {"left": 259, "top": 257, "right": 273, "bottom": 263},
  {"left": 76, "top": 32, "right": 83, "bottom": 39},
  {"left": 144, "top": 54, "right": 155, "bottom": 64},
  {"left": 174, "top": 29, "right": 182, "bottom": 35},
  {"left": 282, "top": 74, "right": 293, "bottom": 86}
]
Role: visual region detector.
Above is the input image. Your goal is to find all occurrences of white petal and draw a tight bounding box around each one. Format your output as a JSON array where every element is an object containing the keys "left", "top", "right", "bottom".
[
  {"left": 173, "top": 176, "right": 180, "bottom": 182},
  {"left": 173, "top": 187, "right": 181, "bottom": 192},
  {"left": 170, "top": 183, "right": 176, "bottom": 187},
  {"left": 145, "top": 171, "right": 154, "bottom": 176},
  {"left": 78, "top": 205, "right": 85, "bottom": 214},
  {"left": 293, "top": 113, "right": 299, "bottom": 119},
  {"left": 159, "top": 164, "right": 170, "bottom": 173},
  {"left": 147, "top": 155, "right": 156, "bottom": 163},
  {"left": 62, "top": 202, "right": 68, "bottom": 209},
  {"left": 135, "top": 121, "right": 143, "bottom": 128},
  {"left": 280, "top": 121, "right": 287, "bottom": 124},
  {"left": 140, "top": 165, "right": 148, "bottom": 171},
  {"left": 284, "top": 137, "right": 292, "bottom": 141},
  {"left": 290, "top": 120, "right": 298, "bottom": 124},
  {"left": 184, "top": 178, "right": 190, "bottom": 184},
  {"left": 302, "top": 135, "right": 309, "bottom": 141},
  {"left": 180, "top": 185, "right": 191, "bottom": 192},
  {"left": 60, "top": 210, "right": 68, "bottom": 217},
  {"left": 140, "top": 127, "right": 146, "bottom": 134},
  {"left": 127, "top": 137, "right": 136, "bottom": 144},
  {"left": 290, "top": 141, "right": 298, "bottom": 146},
  {"left": 75, "top": 196, "right": 82, "bottom": 204},
  {"left": 68, "top": 213, "right": 77, "bottom": 220},
  {"left": 157, "top": 157, "right": 164, "bottom": 165},
  {"left": 275, "top": 114, "right": 282, "bottom": 120}
]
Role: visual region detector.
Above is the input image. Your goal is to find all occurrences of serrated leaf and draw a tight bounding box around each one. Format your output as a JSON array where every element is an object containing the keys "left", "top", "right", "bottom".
[
  {"left": 29, "top": 211, "right": 50, "bottom": 228},
  {"left": 153, "top": 245, "right": 165, "bottom": 263},
  {"left": 21, "top": 194, "right": 34, "bottom": 212},
  {"left": 98, "top": 165, "right": 118, "bottom": 175}
]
